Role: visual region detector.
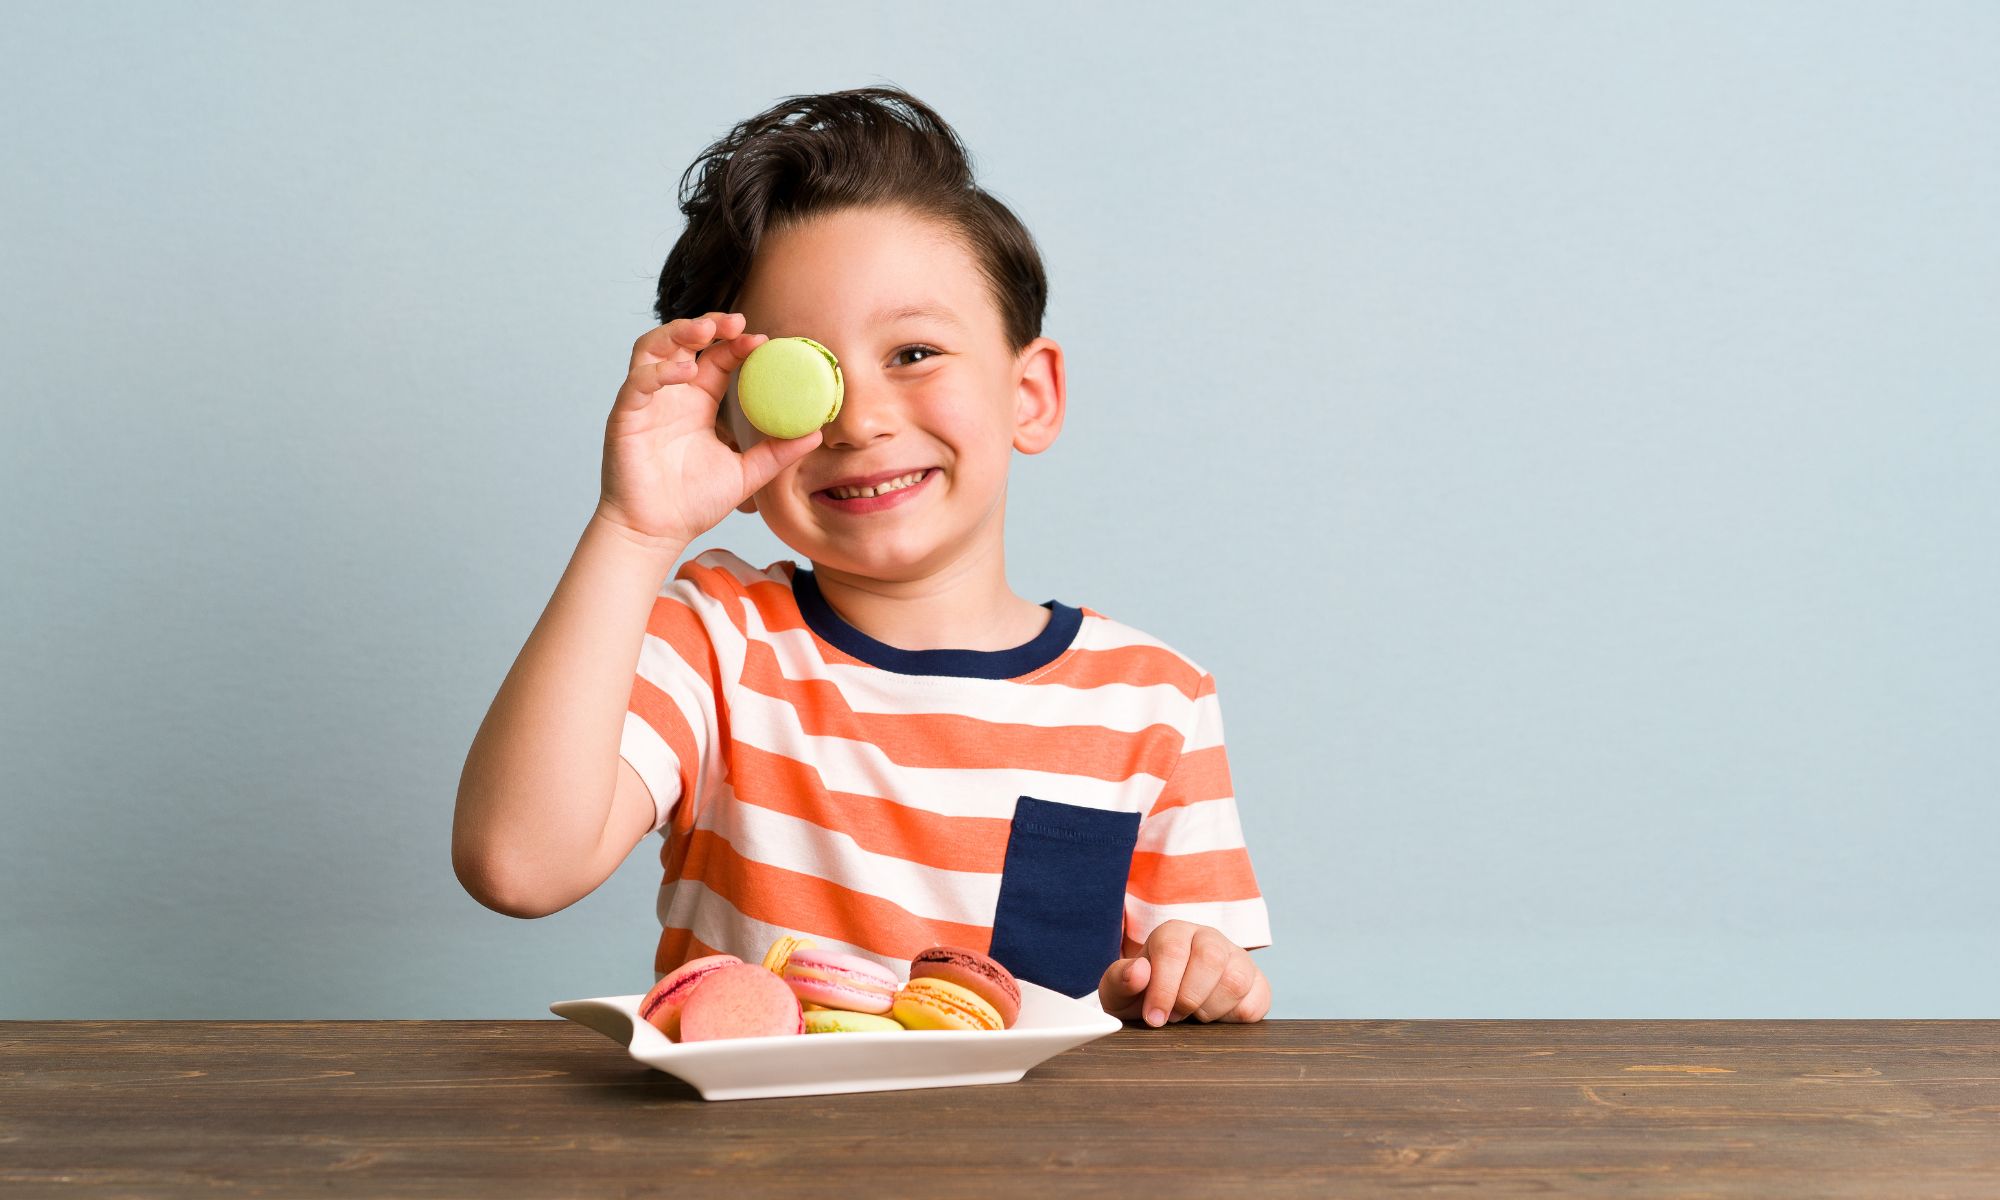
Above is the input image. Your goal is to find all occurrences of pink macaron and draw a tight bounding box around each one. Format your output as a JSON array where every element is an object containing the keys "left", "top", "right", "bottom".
[
  {"left": 638, "top": 953, "right": 744, "bottom": 1042},
  {"left": 780, "top": 949, "right": 900, "bottom": 1015},
  {"left": 678, "top": 963, "right": 806, "bottom": 1042}
]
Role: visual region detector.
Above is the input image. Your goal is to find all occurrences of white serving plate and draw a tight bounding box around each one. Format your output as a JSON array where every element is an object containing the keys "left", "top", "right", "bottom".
[{"left": 550, "top": 978, "right": 1123, "bottom": 1101}]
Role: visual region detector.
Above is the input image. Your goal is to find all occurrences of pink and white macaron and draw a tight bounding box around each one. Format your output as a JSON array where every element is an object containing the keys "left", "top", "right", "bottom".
[
  {"left": 637, "top": 953, "right": 744, "bottom": 1041},
  {"left": 780, "top": 949, "right": 900, "bottom": 1015}
]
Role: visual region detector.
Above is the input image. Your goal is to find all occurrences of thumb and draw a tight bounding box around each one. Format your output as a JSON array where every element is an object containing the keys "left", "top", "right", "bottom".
[
  {"left": 737, "top": 428, "right": 823, "bottom": 498},
  {"left": 1098, "top": 955, "right": 1151, "bottom": 1017}
]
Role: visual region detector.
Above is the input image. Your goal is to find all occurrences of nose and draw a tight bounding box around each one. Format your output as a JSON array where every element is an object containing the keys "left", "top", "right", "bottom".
[{"left": 818, "top": 360, "right": 895, "bottom": 449}]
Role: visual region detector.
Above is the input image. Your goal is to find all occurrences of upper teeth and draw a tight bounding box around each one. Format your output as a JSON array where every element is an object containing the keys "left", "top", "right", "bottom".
[{"left": 830, "top": 471, "right": 927, "bottom": 499}]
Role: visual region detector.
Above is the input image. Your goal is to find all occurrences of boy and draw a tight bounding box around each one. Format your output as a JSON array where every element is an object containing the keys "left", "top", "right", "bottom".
[{"left": 453, "top": 86, "right": 1272, "bottom": 1027}]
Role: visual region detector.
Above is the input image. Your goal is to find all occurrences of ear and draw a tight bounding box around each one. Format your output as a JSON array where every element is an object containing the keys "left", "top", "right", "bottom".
[{"left": 1010, "top": 336, "right": 1065, "bottom": 455}]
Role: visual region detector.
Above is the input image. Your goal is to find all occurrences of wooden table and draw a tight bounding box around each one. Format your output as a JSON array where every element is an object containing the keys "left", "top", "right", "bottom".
[{"left": 5, "top": 1020, "right": 1997, "bottom": 1196}]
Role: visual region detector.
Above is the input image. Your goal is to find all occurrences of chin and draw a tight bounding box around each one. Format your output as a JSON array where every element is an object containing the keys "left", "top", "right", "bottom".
[{"left": 782, "top": 533, "right": 943, "bottom": 582}]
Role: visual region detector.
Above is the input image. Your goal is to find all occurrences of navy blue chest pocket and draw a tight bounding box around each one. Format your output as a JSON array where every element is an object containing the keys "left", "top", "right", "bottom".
[{"left": 986, "top": 796, "right": 1142, "bottom": 998}]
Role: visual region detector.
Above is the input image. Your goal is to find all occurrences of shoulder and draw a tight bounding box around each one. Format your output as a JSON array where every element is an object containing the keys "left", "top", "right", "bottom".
[
  {"left": 1065, "top": 604, "right": 1218, "bottom": 702},
  {"left": 648, "top": 547, "right": 803, "bottom": 642},
  {"left": 663, "top": 546, "right": 799, "bottom": 602}
]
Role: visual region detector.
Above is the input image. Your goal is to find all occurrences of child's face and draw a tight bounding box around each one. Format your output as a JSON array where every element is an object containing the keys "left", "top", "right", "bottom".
[{"left": 721, "top": 204, "right": 1062, "bottom": 583}]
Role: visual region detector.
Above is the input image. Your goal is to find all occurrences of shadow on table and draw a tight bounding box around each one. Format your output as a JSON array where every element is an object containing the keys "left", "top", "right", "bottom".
[{"left": 583, "top": 1068, "right": 705, "bottom": 1104}]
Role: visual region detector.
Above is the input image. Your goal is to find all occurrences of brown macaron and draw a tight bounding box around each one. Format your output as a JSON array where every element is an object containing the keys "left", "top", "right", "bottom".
[{"left": 908, "top": 945, "right": 1022, "bottom": 1028}]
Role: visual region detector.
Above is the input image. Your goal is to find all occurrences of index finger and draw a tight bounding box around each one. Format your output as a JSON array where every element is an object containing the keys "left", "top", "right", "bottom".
[
  {"left": 688, "top": 329, "right": 771, "bottom": 410},
  {"left": 629, "top": 311, "right": 745, "bottom": 370},
  {"left": 1140, "top": 936, "right": 1191, "bottom": 1027}
]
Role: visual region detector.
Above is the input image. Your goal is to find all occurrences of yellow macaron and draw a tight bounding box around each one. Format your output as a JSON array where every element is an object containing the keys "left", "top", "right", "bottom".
[
  {"left": 761, "top": 934, "right": 813, "bottom": 976},
  {"left": 891, "top": 977, "right": 1004, "bottom": 1032}
]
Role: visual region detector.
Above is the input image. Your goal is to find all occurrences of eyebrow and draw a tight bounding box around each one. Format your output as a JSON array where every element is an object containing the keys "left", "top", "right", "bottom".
[{"left": 872, "top": 302, "right": 965, "bottom": 329}]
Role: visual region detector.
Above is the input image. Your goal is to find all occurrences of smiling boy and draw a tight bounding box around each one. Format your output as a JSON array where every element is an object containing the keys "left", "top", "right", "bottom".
[{"left": 453, "top": 86, "right": 1272, "bottom": 1027}]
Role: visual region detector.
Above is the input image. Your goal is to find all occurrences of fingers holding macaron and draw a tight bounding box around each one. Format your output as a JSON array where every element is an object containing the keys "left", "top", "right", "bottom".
[
  {"left": 620, "top": 313, "right": 769, "bottom": 415},
  {"left": 621, "top": 312, "right": 732, "bottom": 409}
]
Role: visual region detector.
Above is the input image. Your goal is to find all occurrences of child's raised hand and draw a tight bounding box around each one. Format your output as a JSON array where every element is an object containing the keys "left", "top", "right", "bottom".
[
  {"left": 595, "top": 312, "right": 822, "bottom": 549},
  {"left": 1097, "top": 919, "right": 1271, "bottom": 1027}
]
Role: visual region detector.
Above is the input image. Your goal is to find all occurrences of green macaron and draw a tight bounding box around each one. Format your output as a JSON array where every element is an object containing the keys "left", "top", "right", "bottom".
[
  {"left": 802, "top": 1009, "right": 904, "bottom": 1034},
  {"left": 736, "top": 335, "right": 843, "bottom": 440}
]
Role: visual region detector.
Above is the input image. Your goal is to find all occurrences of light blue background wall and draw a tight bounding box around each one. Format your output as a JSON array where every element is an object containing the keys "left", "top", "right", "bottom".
[{"left": 4, "top": 1, "right": 1995, "bottom": 1019}]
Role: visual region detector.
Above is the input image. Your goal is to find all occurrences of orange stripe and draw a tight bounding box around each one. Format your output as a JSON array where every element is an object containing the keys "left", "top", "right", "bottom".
[
  {"left": 1150, "top": 745, "right": 1233, "bottom": 814},
  {"left": 628, "top": 675, "right": 699, "bottom": 810},
  {"left": 681, "top": 559, "right": 1214, "bottom": 699},
  {"left": 738, "top": 640, "right": 1180, "bottom": 780},
  {"left": 696, "top": 558, "right": 1221, "bottom": 698},
  {"left": 681, "top": 558, "right": 879, "bottom": 670},
  {"left": 1126, "top": 846, "right": 1262, "bottom": 905},
  {"left": 744, "top": 577, "right": 878, "bottom": 669},
  {"left": 1045, "top": 645, "right": 1205, "bottom": 698},
  {"left": 678, "top": 551, "right": 898, "bottom": 675},
  {"left": 675, "top": 559, "right": 750, "bottom": 639},
  {"left": 743, "top": 577, "right": 812, "bottom": 634},
  {"left": 681, "top": 828, "right": 990, "bottom": 959},
  {"left": 745, "top": 567, "right": 1213, "bottom": 693},
  {"left": 658, "top": 817, "right": 696, "bottom": 881},
  {"left": 730, "top": 743, "right": 1011, "bottom": 873},
  {"left": 673, "top": 818, "right": 720, "bottom": 898},
  {"left": 643, "top": 594, "right": 717, "bottom": 676},
  {"left": 653, "top": 928, "right": 753, "bottom": 979},
  {"left": 653, "top": 926, "right": 693, "bottom": 976}
]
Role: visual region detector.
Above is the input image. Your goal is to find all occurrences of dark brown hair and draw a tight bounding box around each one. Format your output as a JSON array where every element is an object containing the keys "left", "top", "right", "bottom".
[{"left": 655, "top": 85, "right": 1048, "bottom": 355}]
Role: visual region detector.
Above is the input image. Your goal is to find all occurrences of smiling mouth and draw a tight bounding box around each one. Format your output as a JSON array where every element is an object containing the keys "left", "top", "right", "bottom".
[{"left": 814, "top": 468, "right": 937, "bottom": 501}]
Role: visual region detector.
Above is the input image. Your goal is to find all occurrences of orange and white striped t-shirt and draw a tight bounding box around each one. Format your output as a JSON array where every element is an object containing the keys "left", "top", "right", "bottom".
[{"left": 618, "top": 547, "right": 1271, "bottom": 998}]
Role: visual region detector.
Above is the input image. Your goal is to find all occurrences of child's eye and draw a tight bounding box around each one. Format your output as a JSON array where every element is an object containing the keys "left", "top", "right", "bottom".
[{"left": 892, "top": 344, "right": 942, "bottom": 367}]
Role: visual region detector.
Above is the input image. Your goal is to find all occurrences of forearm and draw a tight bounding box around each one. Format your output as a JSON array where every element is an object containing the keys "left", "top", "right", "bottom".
[{"left": 453, "top": 510, "right": 686, "bottom": 913}]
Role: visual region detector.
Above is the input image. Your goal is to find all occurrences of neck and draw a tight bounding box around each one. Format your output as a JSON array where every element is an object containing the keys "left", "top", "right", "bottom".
[{"left": 806, "top": 529, "right": 1048, "bottom": 653}]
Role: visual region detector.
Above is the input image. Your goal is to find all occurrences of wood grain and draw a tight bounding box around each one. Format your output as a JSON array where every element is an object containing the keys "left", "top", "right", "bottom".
[{"left": 3, "top": 1020, "right": 1997, "bottom": 1197}]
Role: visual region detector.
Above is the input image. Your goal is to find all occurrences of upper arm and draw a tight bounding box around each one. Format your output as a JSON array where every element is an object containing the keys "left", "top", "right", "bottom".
[
  {"left": 584, "top": 757, "right": 664, "bottom": 888},
  {"left": 612, "top": 755, "right": 663, "bottom": 844}
]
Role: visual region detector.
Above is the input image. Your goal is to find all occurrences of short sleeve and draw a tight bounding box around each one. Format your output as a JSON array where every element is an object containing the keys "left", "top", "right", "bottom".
[
  {"left": 618, "top": 572, "right": 724, "bottom": 836},
  {"left": 1122, "top": 672, "right": 1273, "bottom": 951}
]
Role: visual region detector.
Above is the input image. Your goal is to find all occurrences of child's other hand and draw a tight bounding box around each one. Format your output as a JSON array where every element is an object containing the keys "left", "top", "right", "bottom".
[
  {"left": 596, "top": 312, "right": 822, "bottom": 550},
  {"left": 1097, "top": 920, "right": 1271, "bottom": 1027}
]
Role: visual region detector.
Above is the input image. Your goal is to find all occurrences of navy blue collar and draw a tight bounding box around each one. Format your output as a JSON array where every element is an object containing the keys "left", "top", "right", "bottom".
[{"left": 791, "top": 565, "right": 1082, "bottom": 679}]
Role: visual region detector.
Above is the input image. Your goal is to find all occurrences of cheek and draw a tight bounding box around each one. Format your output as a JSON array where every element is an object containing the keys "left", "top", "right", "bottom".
[{"left": 917, "top": 384, "right": 1014, "bottom": 459}]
